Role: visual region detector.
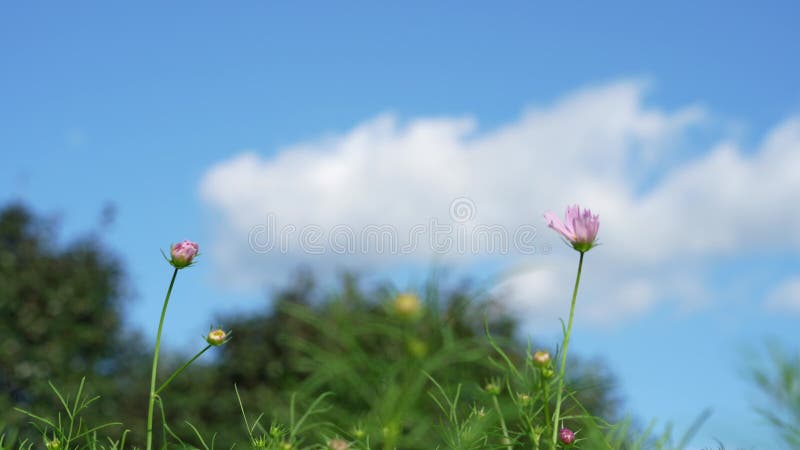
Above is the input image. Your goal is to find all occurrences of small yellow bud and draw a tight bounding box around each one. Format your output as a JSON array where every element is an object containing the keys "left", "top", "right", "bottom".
[
  {"left": 279, "top": 442, "right": 293, "bottom": 450},
  {"left": 328, "top": 438, "right": 350, "bottom": 450},
  {"left": 382, "top": 423, "right": 399, "bottom": 439},
  {"left": 393, "top": 293, "right": 422, "bottom": 319},
  {"left": 206, "top": 328, "right": 228, "bottom": 346},
  {"left": 269, "top": 425, "right": 283, "bottom": 438},
  {"left": 542, "top": 368, "right": 555, "bottom": 379},
  {"left": 518, "top": 392, "right": 532, "bottom": 406},
  {"left": 484, "top": 381, "right": 501, "bottom": 396},
  {"left": 532, "top": 350, "right": 551, "bottom": 367},
  {"left": 406, "top": 338, "right": 428, "bottom": 358},
  {"left": 45, "top": 438, "right": 61, "bottom": 450},
  {"left": 252, "top": 436, "right": 269, "bottom": 448}
]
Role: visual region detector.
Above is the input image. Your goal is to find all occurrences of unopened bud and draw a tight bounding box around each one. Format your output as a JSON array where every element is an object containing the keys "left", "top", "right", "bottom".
[
  {"left": 393, "top": 293, "right": 422, "bottom": 319},
  {"left": 252, "top": 436, "right": 269, "bottom": 448},
  {"left": 407, "top": 338, "right": 428, "bottom": 358},
  {"left": 532, "top": 350, "right": 551, "bottom": 367},
  {"left": 169, "top": 240, "right": 199, "bottom": 269},
  {"left": 558, "top": 428, "right": 576, "bottom": 445},
  {"left": 206, "top": 328, "right": 229, "bottom": 346},
  {"left": 382, "top": 423, "right": 399, "bottom": 439},
  {"left": 484, "top": 381, "right": 501, "bottom": 396},
  {"left": 328, "top": 438, "right": 349, "bottom": 450}
]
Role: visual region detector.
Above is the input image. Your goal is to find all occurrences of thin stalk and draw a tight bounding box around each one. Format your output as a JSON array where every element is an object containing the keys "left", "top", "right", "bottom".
[
  {"left": 156, "top": 345, "right": 212, "bottom": 394},
  {"left": 146, "top": 268, "right": 178, "bottom": 450},
  {"left": 542, "top": 376, "right": 551, "bottom": 435},
  {"left": 492, "top": 395, "right": 512, "bottom": 450},
  {"left": 551, "top": 251, "right": 585, "bottom": 449}
]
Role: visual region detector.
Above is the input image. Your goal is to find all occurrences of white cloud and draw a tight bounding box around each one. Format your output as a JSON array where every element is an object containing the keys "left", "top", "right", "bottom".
[
  {"left": 199, "top": 79, "right": 800, "bottom": 327},
  {"left": 766, "top": 277, "right": 800, "bottom": 314},
  {"left": 491, "top": 263, "right": 565, "bottom": 320}
]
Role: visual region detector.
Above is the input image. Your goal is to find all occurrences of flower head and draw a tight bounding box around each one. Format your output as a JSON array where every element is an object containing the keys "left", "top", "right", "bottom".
[
  {"left": 544, "top": 205, "right": 599, "bottom": 253},
  {"left": 169, "top": 240, "right": 199, "bottom": 269},
  {"left": 407, "top": 338, "right": 429, "bottom": 358},
  {"left": 484, "top": 380, "right": 502, "bottom": 396},
  {"left": 206, "top": 328, "right": 230, "bottom": 346},
  {"left": 328, "top": 439, "right": 350, "bottom": 450},
  {"left": 558, "top": 428, "right": 576, "bottom": 445},
  {"left": 532, "top": 350, "right": 551, "bottom": 367},
  {"left": 393, "top": 292, "right": 422, "bottom": 319},
  {"left": 45, "top": 438, "right": 61, "bottom": 450}
]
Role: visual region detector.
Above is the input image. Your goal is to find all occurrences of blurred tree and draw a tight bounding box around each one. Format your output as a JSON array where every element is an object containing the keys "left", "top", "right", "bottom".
[{"left": 0, "top": 203, "right": 139, "bottom": 436}]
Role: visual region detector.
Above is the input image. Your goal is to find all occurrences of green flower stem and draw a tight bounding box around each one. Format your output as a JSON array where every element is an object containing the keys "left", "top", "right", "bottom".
[
  {"left": 146, "top": 267, "right": 178, "bottom": 450},
  {"left": 492, "top": 395, "right": 512, "bottom": 450},
  {"left": 542, "top": 375, "right": 551, "bottom": 435},
  {"left": 156, "top": 344, "right": 212, "bottom": 395},
  {"left": 551, "top": 251, "right": 585, "bottom": 449}
]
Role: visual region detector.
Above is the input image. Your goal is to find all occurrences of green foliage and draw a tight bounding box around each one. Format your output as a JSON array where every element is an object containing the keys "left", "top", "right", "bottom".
[
  {"left": 14, "top": 378, "right": 123, "bottom": 450},
  {"left": 0, "top": 203, "right": 626, "bottom": 449},
  {"left": 158, "top": 271, "right": 618, "bottom": 449},
  {"left": 235, "top": 385, "right": 334, "bottom": 450},
  {"left": 0, "top": 204, "right": 135, "bottom": 438},
  {"left": 748, "top": 343, "right": 800, "bottom": 448}
]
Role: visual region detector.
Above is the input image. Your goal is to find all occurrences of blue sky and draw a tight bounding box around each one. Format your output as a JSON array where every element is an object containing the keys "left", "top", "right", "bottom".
[{"left": 2, "top": 2, "right": 800, "bottom": 448}]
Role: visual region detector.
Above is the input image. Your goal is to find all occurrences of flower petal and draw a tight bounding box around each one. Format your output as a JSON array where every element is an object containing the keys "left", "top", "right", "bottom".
[{"left": 544, "top": 211, "right": 576, "bottom": 241}]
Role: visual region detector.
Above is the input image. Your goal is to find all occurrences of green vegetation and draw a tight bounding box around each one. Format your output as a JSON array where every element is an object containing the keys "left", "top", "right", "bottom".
[
  {"left": 1, "top": 203, "right": 776, "bottom": 449},
  {"left": 747, "top": 343, "right": 800, "bottom": 448}
]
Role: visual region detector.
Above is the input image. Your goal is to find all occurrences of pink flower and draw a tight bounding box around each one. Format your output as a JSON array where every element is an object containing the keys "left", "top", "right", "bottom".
[
  {"left": 169, "top": 240, "right": 199, "bottom": 268},
  {"left": 544, "top": 205, "right": 599, "bottom": 252},
  {"left": 558, "top": 428, "right": 576, "bottom": 445}
]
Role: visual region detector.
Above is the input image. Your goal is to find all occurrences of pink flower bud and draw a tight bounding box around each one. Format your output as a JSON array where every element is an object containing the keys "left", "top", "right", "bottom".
[
  {"left": 170, "top": 240, "right": 199, "bottom": 268},
  {"left": 544, "top": 205, "right": 599, "bottom": 253},
  {"left": 558, "top": 428, "right": 576, "bottom": 445}
]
